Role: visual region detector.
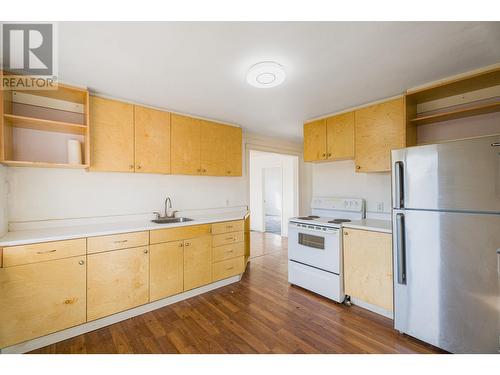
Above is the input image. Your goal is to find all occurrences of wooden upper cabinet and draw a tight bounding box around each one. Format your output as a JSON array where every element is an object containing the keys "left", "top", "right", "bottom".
[
  {"left": 134, "top": 106, "right": 171, "bottom": 174},
  {"left": 354, "top": 97, "right": 405, "bottom": 172},
  {"left": 0, "top": 256, "right": 86, "bottom": 348},
  {"left": 303, "top": 119, "right": 327, "bottom": 161},
  {"left": 343, "top": 228, "right": 393, "bottom": 312},
  {"left": 200, "top": 120, "right": 226, "bottom": 176},
  {"left": 170, "top": 114, "right": 201, "bottom": 175},
  {"left": 90, "top": 96, "right": 134, "bottom": 172},
  {"left": 224, "top": 125, "right": 242, "bottom": 176},
  {"left": 326, "top": 112, "right": 355, "bottom": 161}
]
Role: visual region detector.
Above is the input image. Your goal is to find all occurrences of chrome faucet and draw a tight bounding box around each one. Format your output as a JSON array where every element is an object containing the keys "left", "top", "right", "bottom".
[
  {"left": 164, "top": 197, "right": 172, "bottom": 217},
  {"left": 153, "top": 196, "right": 177, "bottom": 220}
]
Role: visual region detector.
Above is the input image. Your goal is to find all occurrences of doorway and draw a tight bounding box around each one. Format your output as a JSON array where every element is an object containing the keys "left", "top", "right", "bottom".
[
  {"left": 263, "top": 167, "right": 282, "bottom": 235},
  {"left": 248, "top": 150, "right": 299, "bottom": 241}
]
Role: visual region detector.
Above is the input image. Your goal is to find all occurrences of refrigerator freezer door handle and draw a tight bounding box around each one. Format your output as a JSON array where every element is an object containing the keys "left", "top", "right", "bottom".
[
  {"left": 396, "top": 213, "right": 407, "bottom": 285},
  {"left": 395, "top": 161, "right": 404, "bottom": 209}
]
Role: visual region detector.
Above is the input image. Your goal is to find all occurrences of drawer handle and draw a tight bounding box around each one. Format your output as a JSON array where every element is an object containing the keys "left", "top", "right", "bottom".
[
  {"left": 225, "top": 250, "right": 234, "bottom": 254},
  {"left": 226, "top": 225, "right": 233, "bottom": 229},
  {"left": 36, "top": 249, "right": 57, "bottom": 255},
  {"left": 114, "top": 240, "right": 128, "bottom": 244},
  {"left": 226, "top": 237, "right": 235, "bottom": 241},
  {"left": 226, "top": 266, "right": 234, "bottom": 271}
]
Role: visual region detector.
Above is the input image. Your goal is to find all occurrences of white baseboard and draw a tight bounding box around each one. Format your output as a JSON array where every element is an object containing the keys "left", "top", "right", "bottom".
[
  {"left": 0, "top": 275, "right": 241, "bottom": 354},
  {"left": 350, "top": 297, "right": 394, "bottom": 319}
]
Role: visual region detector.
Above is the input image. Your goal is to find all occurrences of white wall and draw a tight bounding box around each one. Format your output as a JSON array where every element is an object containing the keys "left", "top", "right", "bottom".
[
  {"left": 7, "top": 167, "right": 246, "bottom": 223},
  {"left": 249, "top": 151, "right": 299, "bottom": 236},
  {"left": 0, "top": 166, "right": 8, "bottom": 235},
  {"left": 312, "top": 160, "right": 392, "bottom": 216},
  {"left": 5, "top": 131, "right": 310, "bottom": 231},
  {"left": 263, "top": 167, "right": 282, "bottom": 216}
]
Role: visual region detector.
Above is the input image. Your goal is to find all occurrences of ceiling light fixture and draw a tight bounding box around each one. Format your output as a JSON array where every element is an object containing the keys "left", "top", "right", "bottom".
[{"left": 246, "top": 61, "right": 286, "bottom": 88}]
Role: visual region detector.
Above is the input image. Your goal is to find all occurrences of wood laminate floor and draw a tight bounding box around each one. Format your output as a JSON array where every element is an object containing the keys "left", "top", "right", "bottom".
[{"left": 31, "top": 232, "right": 443, "bottom": 354}]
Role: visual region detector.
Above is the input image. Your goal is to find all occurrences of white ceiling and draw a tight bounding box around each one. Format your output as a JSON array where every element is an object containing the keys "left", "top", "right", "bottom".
[{"left": 58, "top": 22, "right": 500, "bottom": 141}]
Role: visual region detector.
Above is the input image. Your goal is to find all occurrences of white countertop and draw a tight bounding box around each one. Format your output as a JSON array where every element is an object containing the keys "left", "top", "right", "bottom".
[
  {"left": 343, "top": 219, "right": 392, "bottom": 234},
  {"left": 0, "top": 211, "right": 248, "bottom": 247}
]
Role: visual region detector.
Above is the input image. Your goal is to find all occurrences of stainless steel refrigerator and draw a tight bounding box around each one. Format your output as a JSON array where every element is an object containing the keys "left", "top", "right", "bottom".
[{"left": 391, "top": 134, "right": 500, "bottom": 354}]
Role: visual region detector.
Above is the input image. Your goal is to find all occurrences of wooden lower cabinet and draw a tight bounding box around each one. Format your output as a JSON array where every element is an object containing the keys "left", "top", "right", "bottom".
[
  {"left": 343, "top": 228, "right": 393, "bottom": 312},
  {"left": 150, "top": 241, "right": 184, "bottom": 301},
  {"left": 183, "top": 235, "right": 212, "bottom": 291},
  {"left": 87, "top": 246, "right": 149, "bottom": 321},
  {"left": 0, "top": 256, "right": 87, "bottom": 348}
]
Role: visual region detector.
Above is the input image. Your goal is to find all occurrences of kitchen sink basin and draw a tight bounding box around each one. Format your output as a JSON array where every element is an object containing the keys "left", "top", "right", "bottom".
[{"left": 151, "top": 217, "right": 194, "bottom": 224}]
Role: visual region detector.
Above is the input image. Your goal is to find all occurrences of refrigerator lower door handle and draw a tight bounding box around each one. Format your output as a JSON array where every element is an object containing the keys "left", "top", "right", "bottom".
[{"left": 396, "top": 213, "right": 407, "bottom": 284}]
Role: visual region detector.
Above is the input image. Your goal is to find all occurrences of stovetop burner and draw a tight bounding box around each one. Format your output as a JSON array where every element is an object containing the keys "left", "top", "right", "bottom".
[
  {"left": 328, "top": 219, "right": 352, "bottom": 224},
  {"left": 297, "top": 216, "right": 313, "bottom": 220},
  {"left": 308, "top": 215, "right": 320, "bottom": 219}
]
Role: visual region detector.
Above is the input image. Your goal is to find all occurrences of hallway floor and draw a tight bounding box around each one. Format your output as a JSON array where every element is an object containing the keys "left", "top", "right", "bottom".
[
  {"left": 31, "top": 232, "right": 442, "bottom": 354},
  {"left": 264, "top": 215, "right": 281, "bottom": 235}
]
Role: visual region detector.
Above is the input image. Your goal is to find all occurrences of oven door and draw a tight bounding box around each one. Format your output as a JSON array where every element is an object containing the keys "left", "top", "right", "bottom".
[{"left": 288, "top": 222, "right": 340, "bottom": 274}]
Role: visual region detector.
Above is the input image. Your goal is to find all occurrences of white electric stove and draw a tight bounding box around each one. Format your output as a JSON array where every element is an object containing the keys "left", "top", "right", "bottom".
[{"left": 288, "top": 197, "right": 365, "bottom": 302}]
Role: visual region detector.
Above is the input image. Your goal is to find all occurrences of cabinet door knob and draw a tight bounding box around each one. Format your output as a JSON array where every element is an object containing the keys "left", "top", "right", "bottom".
[
  {"left": 129, "top": 164, "right": 134, "bottom": 170},
  {"left": 356, "top": 165, "right": 361, "bottom": 170},
  {"left": 197, "top": 168, "right": 201, "bottom": 173},
  {"left": 344, "top": 231, "right": 348, "bottom": 236},
  {"left": 78, "top": 260, "right": 85, "bottom": 265},
  {"left": 322, "top": 153, "right": 326, "bottom": 158},
  {"left": 327, "top": 153, "right": 332, "bottom": 158},
  {"left": 185, "top": 242, "right": 190, "bottom": 247},
  {"left": 178, "top": 242, "right": 184, "bottom": 247},
  {"left": 202, "top": 169, "right": 207, "bottom": 173},
  {"left": 137, "top": 164, "right": 142, "bottom": 169},
  {"left": 226, "top": 170, "right": 231, "bottom": 174},
  {"left": 144, "top": 249, "right": 149, "bottom": 254}
]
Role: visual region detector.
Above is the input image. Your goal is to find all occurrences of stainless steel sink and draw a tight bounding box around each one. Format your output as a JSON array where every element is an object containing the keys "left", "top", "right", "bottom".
[{"left": 151, "top": 217, "right": 194, "bottom": 224}]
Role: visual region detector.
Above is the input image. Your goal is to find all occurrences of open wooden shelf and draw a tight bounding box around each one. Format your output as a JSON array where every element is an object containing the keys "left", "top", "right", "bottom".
[
  {"left": 410, "top": 101, "right": 500, "bottom": 126},
  {"left": 407, "top": 66, "right": 500, "bottom": 103},
  {"left": 3, "top": 114, "right": 87, "bottom": 135},
  {"left": 1, "top": 160, "right": 89, "bottom": 169}
]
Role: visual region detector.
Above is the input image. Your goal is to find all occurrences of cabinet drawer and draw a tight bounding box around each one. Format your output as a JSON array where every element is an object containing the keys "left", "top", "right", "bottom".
[
  {"left": 150, "top": 224, "right": 211, "bottom": 244},
  {"left": 211, "top": 220, "right": 244, "bottom": 235},
  {"left": 212, "top": 231, "right": 244, "bottom": 247},
  {"left": 87, "top": 231, "right": 149, "bottom": 254},
  {"left": 212, "top": 256, "right": 244, "bottom": 282},
  {"left": 2, "top": 238, "right": 86, "bottom": 267},
  {"left": 212, "top": 242, "right": 244, "bottom": 262}
]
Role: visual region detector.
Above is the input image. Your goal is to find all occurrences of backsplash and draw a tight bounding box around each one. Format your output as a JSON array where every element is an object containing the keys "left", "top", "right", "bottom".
[
  {"left": 312, "top": 160, "right": 392, "bottom": 218},
  {"left": 6, "top": 167, "right": 247, "bottom": 224}
]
